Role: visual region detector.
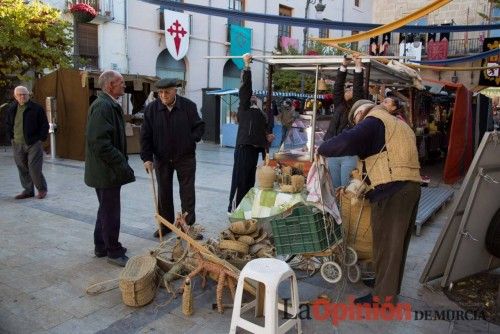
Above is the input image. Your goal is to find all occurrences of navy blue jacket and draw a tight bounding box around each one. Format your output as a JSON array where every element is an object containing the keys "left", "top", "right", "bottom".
[
  {"left": 319, "top": 116, "right": 406, "bottom": 201},
  {"left": 140, "top": 96, "right": 205, "bottom": 163}
]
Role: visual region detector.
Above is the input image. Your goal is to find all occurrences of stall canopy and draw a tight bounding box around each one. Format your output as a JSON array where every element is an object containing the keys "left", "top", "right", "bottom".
[
  {"left": 33, "top": 69, "right": 156, "bottom": 161},
  {"left": 423, "top": 78, "right": 474, "bottom": 184}
]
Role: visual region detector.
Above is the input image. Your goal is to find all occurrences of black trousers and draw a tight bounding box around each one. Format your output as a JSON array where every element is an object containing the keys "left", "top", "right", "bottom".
[
  {"left": 228, "top": 145, "right": 261, "bottom": 211},
  {"left": 371, "top": 182, "right": 421, "bottom": 302},
  {"left": 94, "top": 186, "right": 125, "bottom": 258},
  {"left": 156, "top": 156, "right": 196, "bottom": 227}
]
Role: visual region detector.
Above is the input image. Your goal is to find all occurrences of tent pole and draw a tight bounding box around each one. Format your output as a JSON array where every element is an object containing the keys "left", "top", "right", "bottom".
[{"left": 310, "top": 65, "right": 319, "bottom": 162}]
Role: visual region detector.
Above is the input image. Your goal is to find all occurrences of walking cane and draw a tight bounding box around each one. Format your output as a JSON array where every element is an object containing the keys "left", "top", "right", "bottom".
[{"left": 148, "top": 168, "right": 164, "bottom": 241}]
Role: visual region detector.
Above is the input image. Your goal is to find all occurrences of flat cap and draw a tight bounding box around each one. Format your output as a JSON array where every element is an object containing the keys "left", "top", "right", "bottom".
[
  {"left": 156, "top": 78, "right": 181, "bottom": 89},
  {"left": 348, "top": 99, "right": 375, "bottom": 124}
]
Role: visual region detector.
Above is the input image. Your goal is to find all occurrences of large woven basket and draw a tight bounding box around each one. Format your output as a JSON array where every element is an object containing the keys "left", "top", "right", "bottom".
[
  {"left": 119, "top": 255, "right": 159, "bottom": 307},
  {"left": 340, "top": 192, "right": 373, "bottom": 261}
]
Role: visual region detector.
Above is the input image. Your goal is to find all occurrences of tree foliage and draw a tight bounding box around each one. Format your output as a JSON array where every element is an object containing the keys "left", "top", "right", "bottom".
[
  {"left": 0, "top": 0, "right": 73, "bottom": 94},
  {"left": 272, "top": 41, "right": 352, "bottom": 94}
]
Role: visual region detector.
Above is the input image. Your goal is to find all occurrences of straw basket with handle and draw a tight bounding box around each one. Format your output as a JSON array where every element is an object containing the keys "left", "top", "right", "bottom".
[
  {"left": 339, "top": 191, "right": 373, "bottom": 261},
  {"left": 256, "top": 154, "right": 275, "bottom": 189},
  {"left": 119, "top": 254, "right": 159, "bottom": 307}
]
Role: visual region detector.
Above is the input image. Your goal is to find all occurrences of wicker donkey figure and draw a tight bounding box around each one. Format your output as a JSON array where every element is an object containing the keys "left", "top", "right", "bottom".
[{"left": 183, "top": 251, "right": 239, "bottom": 313}]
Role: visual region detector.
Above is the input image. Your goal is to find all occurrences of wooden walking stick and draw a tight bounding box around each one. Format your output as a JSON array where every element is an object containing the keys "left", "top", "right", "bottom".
[{"left": 149, "top": 168, "right": 167, "bottom": 241}]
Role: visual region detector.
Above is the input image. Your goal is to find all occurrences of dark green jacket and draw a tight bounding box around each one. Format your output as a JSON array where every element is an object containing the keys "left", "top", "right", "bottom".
[{"left": 84, "top": 92, "right": 135, "bottom": 188}]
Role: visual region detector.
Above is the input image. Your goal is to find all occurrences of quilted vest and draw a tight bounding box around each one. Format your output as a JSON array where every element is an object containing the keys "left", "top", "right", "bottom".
[{"left": 357, "top": 107, "right": 421, "bottom": 188}]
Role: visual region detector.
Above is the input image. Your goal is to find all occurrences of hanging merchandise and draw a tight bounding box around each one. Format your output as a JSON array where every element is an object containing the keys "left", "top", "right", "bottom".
[
  {"left": 479, "top": 38, "right": 500, "bottom": 87},
  {"left": 379, "top": 33, "right": 391, "bottom": 56},
  {"left": 369, "top": 36, "right": 379, "bottom": 56},
  {"left": 315, "top": 0, "right": 451, "bottom": 44}
]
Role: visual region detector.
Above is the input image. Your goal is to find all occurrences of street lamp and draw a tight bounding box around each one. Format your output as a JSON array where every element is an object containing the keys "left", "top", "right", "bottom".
[
  {"left": 303, "top": 0, "right": 327, "bottom": 54},
  {"left": 301, "top": 0, "right": 327, "bottom": 93}
]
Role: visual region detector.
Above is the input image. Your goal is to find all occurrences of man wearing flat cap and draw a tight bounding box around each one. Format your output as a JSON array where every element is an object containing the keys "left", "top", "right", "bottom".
[
  {"left": 141, "top": 78, "right": 205, "bottom": 237},
  {"left": 318, "top": 97, "right": 421, "bottom": 307}
]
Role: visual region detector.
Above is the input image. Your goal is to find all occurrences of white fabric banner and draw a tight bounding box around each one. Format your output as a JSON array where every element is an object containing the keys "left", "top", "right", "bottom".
[{"left": 164, "top": 9, "right": 190, "bottom": 60}]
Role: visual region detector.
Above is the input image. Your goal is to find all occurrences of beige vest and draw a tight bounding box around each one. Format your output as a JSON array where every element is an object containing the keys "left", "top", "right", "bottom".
[{"left": 357, "top": 107, "right": 421, "bottom": 188}]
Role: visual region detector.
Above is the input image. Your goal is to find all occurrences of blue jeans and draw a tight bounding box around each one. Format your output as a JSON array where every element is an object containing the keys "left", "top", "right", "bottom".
[{"left": 327, "top": 156, "right": 358, "bottom": 189}]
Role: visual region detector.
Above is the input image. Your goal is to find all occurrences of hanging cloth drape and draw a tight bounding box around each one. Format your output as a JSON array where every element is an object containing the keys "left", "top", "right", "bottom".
[
  {"left": 411, "top": 48, "right": 500, "bottom": 65},
  {"left": 314, "top": 0, "right": 451, "bottom": 45}
]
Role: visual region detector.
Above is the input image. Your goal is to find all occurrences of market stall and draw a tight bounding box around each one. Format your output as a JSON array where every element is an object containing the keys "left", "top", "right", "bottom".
[
  {"left": 205, "top": 88, "right": 325, "bottom": 148},
  {"left": 32, "top": 69, "right": 157, "bottom": 160}
]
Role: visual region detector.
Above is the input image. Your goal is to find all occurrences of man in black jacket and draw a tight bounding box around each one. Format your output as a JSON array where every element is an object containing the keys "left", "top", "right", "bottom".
[
  {"left": 5, "top": 86, "right": 49, "bottom": 199},
  {"left": 141, "top": 79, "right": 205, "bottom": 237},
  {"left": 228, "top": 54, "right": 274, "bottom": 212}
]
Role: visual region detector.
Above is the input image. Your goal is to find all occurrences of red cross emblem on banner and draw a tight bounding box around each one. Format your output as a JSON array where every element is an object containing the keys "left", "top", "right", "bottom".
[
  {"left": 164, "top": 9, "right": 190, "bottom": 60},
  {"left": 167, "top": 20, "right": 187, "bottom": 55}
]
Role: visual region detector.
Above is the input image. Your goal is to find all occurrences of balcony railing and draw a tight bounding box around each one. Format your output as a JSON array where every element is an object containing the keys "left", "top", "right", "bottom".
[
  {"left": 70, "top": 0, "right": 114, "bottom": 20},
  {"left": 359, "top": 38, "right": 482, "bottom": 58}
]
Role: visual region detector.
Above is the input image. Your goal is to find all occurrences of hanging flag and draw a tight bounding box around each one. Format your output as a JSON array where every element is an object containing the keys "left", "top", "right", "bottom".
[
  {"left": 427, "top": 39, "right": 448, "bottom": 60},
  {"left": 164, "top": 9, "right": 190, "bottom": 60},
  {"left": 479, "top": 38, "right": 500, "bottom": 87},
  {"left": 230, "top": 25, "right": 252, "bottom": 70}
]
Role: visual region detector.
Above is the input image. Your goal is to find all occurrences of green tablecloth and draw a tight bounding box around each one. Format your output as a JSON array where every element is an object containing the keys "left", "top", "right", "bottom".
[{"left": 229, "top": 187, "right": 307, "bottom": 221}]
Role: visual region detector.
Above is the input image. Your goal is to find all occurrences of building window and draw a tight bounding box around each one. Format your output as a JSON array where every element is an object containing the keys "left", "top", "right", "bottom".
[
  {"left": 278, "top": 4, "right": 293, "bottom": 48},
  {"left": 354, "top": 0, "right": 360, "bottom": 7},
  {"left": 319, "top": 27, "right": 329, "bottom": 38},
  {"left": 156, "top": 49, "right": 186, "bottom": 82},
  {"left": 159, "top": 0, "right": 183, "bottom": 30},
  {"left": 228, "top": 0, "right": 245, "bottom": 26},
  {"left": 351, "top": 30, "right": 359, "bottom": 50},
  {"left": 76, "top": 23, "right": 98, "bottom": 70}
]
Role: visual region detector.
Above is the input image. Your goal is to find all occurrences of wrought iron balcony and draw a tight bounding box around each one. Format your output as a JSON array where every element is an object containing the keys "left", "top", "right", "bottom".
[{"left": 359, "top": 37, "right": 482, "bottom": 59}]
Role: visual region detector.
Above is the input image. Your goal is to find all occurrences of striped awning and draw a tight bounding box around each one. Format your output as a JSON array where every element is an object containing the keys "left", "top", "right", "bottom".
[{"left": 206, "top": 88, "right": 324, "bottom": 99}]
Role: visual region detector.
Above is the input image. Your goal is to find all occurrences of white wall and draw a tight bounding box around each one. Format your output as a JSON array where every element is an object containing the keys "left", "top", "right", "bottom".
[{"left": 43, "top": 0, "right": 372, "bottom": 108}]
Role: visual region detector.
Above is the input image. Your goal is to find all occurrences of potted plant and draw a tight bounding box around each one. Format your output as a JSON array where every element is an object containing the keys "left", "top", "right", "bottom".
[{"left": 69, "top": 3, "right": 97, "bottom": 23}]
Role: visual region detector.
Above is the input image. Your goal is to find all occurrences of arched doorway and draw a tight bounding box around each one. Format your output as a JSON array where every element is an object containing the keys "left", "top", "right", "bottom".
[
  {"left": 222, "top": 60, "right": 241, "bottom": 123},
  {"left": 156, "top": 49, "right": 186, "bottom": 82}
]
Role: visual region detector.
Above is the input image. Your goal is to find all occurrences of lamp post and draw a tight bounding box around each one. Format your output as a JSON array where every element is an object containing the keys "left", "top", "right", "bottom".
[
  {"left": 301, "top": 0, "right": 326, "bottom": 92},
  {"left": 302, "top": 0, "right": 327, "bottom": 55}
]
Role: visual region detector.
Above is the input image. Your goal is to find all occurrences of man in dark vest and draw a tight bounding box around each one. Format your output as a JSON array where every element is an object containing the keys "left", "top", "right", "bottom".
[{"left": 228, "top": 53, "right": 275, "bottom": 212}]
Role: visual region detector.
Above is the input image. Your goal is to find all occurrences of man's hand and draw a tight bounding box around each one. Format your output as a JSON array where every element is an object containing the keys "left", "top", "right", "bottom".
[
  {"left": 266, "top": 133, "right": 275, "bottom": 143},
  {"left": 144, "top": 161, "right": 154, "bottom": 174},
  {"left": 243, "top": 53, "right": 253, "bottom": 67}
]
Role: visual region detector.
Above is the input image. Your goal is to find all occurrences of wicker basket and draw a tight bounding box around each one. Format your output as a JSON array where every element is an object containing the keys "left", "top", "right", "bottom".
[
  {"left": 119, "top": 255, "right": 159, "bottom": 307},
  {"left": 219, "top": 239, "right": 249, "bottom": 254},
  {"left": 340, "top": 192, "right": 373, "bottom": 261}
]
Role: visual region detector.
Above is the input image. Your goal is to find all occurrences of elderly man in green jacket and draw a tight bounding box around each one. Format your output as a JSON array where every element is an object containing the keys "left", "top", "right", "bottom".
[{"left": 85, "top": 70, "right": 135, "bottom": 267}]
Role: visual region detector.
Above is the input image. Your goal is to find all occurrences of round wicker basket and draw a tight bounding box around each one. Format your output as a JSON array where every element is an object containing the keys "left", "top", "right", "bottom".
[
  {"left": 119, "top": 255, "right": 159, "bottom": 307},
  {"left": 229, "top": 219, "right": 257, "bottom": 235},
  {"left": 218, "top": 239, "right": 249, "bottom": 254}
]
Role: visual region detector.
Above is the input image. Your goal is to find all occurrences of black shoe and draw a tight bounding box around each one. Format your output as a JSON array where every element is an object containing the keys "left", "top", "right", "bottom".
[
  {"left": 153, "top": 227, "right": 171, "bottom": 238},
  {"left": 15, "top": 192, "right": 34, "bottom": 200},
  {"left": 107, "top": 255, "right": 129, "bottom": 267},
  {"left": 362, "top": 278, "right": 376, "bottom": 288},
  {"left": 94, "top": 249, "right": 107, "bottom": 258},
  {"left": 95, "top": 247, "right": 127, "bottom": 258},
  {"left": 354, "top": 293, "right": 374, "bottom": 305}
]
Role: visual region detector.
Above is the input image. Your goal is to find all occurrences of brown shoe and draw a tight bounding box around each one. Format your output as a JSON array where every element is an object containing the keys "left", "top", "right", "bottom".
[
  {"left": 36, "top": 191, "right": 47, "bottom": 199},
  {"left": 15, "top": 192, "right": 34, "bottom": 200}
]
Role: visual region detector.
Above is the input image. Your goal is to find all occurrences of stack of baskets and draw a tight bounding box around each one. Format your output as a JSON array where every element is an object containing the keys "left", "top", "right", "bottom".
[
  {"left": 339, "top": 191, "right": 373, "bottom": 261},
  {"left": 119, "top": 255, "right": 159, "bottom": 307}
]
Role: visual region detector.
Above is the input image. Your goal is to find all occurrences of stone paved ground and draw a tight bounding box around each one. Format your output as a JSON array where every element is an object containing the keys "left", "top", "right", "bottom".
[{"left": 0, "top": 143, "right": 499, "bottom": 334}]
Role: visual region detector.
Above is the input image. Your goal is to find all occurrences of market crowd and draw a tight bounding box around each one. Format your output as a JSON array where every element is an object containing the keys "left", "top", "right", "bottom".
[{"left": 5, "top": 53, "right": 421, "bottom": 305}]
